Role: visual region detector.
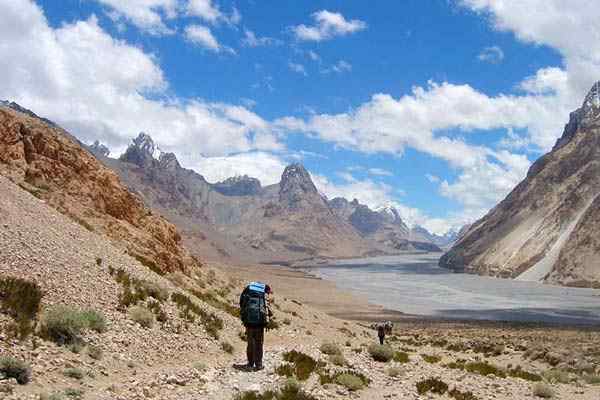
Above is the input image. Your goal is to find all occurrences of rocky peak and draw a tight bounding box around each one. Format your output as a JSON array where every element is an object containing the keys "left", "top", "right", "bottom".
[
  {"left": 212, "top": 175, "right": 262, "bottom": 196},
  {"left": 88, "top": 140, "right": 110, "bottom": 157},
  {"left": 554, "top": 81, "right": 600, "bottom": 150},
  {"left": 376, "top": 205, "right": 405, "bottom": 226},
  {"left": 1, "top": 100, "right": 56, "bottom": 127},
  {"left": 279, "top": 163, "right": 323, "bottom": 210},
  {"left": 120, "top": 132, "right": 160, "bottom": 168},
  {"left": 158, "top": 152, "right": 180, "bottom": 171}
]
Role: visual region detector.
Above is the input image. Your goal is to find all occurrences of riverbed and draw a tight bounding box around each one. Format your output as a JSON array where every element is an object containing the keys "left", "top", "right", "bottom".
[{"left": 307, "top": 253, "right": 600, "bottom": 325}]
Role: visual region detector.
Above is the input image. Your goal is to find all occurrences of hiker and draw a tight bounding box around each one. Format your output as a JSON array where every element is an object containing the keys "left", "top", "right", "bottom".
[
  {"left": 376, "top": 321, "right": 393, "bottom": 345},
  {"left": 377, "top": 323, "right": 386, "bottom": 345},
  {"left": 239, "top": 282, "right": 272, "bottom": 371}
]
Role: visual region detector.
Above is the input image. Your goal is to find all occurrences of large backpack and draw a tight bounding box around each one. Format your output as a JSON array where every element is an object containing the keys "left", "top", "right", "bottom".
[{"left": 241, "top": 282, "right": 267, "bottom": 326}]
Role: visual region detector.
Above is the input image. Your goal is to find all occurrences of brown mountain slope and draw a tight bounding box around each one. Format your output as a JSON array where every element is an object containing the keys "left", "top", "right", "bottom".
[
  {"left": 0, "top": 105, "right": 200, "bottom": 275},
  {"left": 440, "top": 82, "right": 600, "bottom": 287}
]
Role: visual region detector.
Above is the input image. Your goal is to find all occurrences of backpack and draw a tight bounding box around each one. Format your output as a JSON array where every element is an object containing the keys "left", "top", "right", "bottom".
[{"left": 241, "top": 282, "right": 267, "bottom": 326}]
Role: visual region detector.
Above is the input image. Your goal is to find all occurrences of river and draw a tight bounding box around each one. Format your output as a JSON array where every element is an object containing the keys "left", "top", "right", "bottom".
[{"left": 307, "top": 253, "right": 600, "bottom": 325}]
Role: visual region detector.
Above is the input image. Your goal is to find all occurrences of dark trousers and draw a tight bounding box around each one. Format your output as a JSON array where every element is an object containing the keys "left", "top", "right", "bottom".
[
  {"left": 379, "top": 335, "right": 385, "bottom": 345},
  {"left": 246, "top": 326, "right": 265, "bottom": 367}
]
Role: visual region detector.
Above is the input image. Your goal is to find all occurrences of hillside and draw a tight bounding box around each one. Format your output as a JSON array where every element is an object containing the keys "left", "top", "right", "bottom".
[{"left": 440, "top": 82, "right": 600, "bottom": 287}]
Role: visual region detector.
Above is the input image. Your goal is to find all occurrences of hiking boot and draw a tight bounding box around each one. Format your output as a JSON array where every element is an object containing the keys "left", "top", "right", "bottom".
[{"left": 254, "top": 365, "right": 264, "bottom": 371}]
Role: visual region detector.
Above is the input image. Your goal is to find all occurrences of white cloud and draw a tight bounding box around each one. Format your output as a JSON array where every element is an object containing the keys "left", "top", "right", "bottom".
[
  {"left": 291, "top": 10, "right": 367, "bottom": 42},
  {"left": 186, "top": 0, "right": 238, "bottom": 25},
  {"left": 308, "top": 50, "right": 321, "bottom": 61},
  {"left": 477, "top": 45, "right": 504, "bottom": 63},
  {"left": 288, "top": 62, "right": 308, "bottom": 76},
  {"left": 0, "top": 1, "right": 279, "bottom": 160},
  {"left": 182, "top": 152, "right": 287, "bottom": 185},
  {"left": 241, "top": 29, "right": 282, "bottom": 47},
  {"left": 368, "top": 168, "right": 393, "bottom": 177},
  {"left": 184, "top": 24, "right": 234, "bottom": 53},
  {"left": 94, "top": 0, "right": 177, "bottom": 34},
  {"left": 322, "top": 59, "right": 353, "bottom": 74},
  {"left": 426, "top": 174, "right": 440, "bottom": 183}
]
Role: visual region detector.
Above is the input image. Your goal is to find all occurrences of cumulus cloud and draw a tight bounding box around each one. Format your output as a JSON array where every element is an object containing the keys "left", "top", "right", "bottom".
[
  {"left": 186, "top": 0, "right": 239, "bottom": 25},
  {"left": 184, "top": 24, "right": 234, "bottom": 53},
  {"left": 241, "top": 29, "right": 282, "bottom": 47},
  {"left": 368, "top": 168, "right": 393, "bottom": 177},
  {"left": 321, "top": 60, "right": 352, "bottom": 74},
  {"left": 94, "top": 0, "right": 178, "bottom": 34},
  {"left": 291, "top": 10, "right": 367, "bottom": 42},
  {"left": 477, "top": 45, "right": 504, "bottom": 63},
  {"left": 0, "top": 0, "right": 279, "bottom": 160}
]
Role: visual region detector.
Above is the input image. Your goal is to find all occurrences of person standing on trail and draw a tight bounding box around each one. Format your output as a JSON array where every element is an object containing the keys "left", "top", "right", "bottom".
[
  {"left": 239, "top": 282, "right": 272, "bottom": 371},
  {"left": 377, "top": 323, "right": 386, "bottom": 345}
]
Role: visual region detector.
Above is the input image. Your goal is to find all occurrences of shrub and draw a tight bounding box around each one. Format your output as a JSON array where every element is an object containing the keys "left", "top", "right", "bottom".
[
  {"left": 132, "top": 253, "right": 164, "bottom": 276},
  {"left": 63, "top": 368, "right": 84, "bottom": 380},
  {"left": 171, "top": 292, "right": 223, "bottom": 338},
  {"left": 393, "top": 351, "right": 410, "bottom": 363},
  {"left": 88, "top": 345, "right": 103, "bottom": 360},
  {"left": 0, "top": 357, "right": 31, "bottom": 384},
  {"left": 0, "top": 277, "right": 43, "bottom": 339},
  {"left": 368, "top": 344, "right": 394, "bottom": 362},
  {"left": 222, "top": 341, "right": 234, "bottom": 354},
  {"left": 508, "top": 366, "right": 542, "bottom": 382},
  {"left": 128, "top": 306, "right": 154, "bottom": 328},
  {"left": 542, "top": 369, "right": 570, "bottom": 384},
  {"left": 63, "top": 388, "right": 84, "bottom": 399},
  {"left": 329, "top": 354, "right": 346, "bottom": 366},
  {"left": 335, "top": 373, "right": 365, "bottom": 391},
  {"left": 283, "top": 318, "right": 291, "bottom": 325},
  {"left": 147, "top": 299, "right": 168, "bottom": 323},
  {"left": 193, "top": 362, "right": 207, "bottom": 371},
  {"left": 583, "top": 374, "right": 600, "bottom": 385},
  {"left": 80, "top": 309, "right": 107, "bottom": 333},
  {"left": 276, "top": 363, "right": 295, "bottom": 377},
  {"left": 532, "top": 383, "right": 554, "bottom": 398},
  {"left": 266, "top": 318, "right": 280, "bottom": 330},
  {"left": 416, "top": 377, "right": 448, "bottom": 395},
  {"left": 40, "top": 306, "right": 88, "bottom": 345},
  {"left": 464, "top": 361, "right": 506, "bottom": 378},
  {"left": 387, "top": 367, "right": 403, "bottom": 377},
  {"left": 320, "top": 342, "right": 341, "bottom": 356},
  {"left": 449, "top": 388, "right": 479, "bottom": 400},
  {"left": 422, "top": 354, "right": 441, "bottom": 364},
  {"left": 282, "top": 351, "right": 319, "bottom": 381}
]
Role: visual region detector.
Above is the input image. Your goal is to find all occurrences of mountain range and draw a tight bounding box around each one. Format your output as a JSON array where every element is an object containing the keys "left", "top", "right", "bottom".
[
  {"left": 441, "top": 82, "right": 600, "bottom": 288},
  {"left": 86, "top": 132, "right": 454, "bottom": 264}
]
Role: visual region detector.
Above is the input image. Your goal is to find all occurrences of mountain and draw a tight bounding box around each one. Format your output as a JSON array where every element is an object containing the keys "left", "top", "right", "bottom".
[
  {"left": 440, "top": 82, "right": 600, "bottom": 287},
  {"left": 410, "top": 225, "right": 459, "bottom": 249},
  {"left": 0, "top": 104, "right": 200, "bottom": 275}
]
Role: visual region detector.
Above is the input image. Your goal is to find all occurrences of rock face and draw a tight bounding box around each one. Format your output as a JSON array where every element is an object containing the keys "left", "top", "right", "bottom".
[
  {"left": 440, "top": 82, "right": 600, "bottom": 287},
  {"left": 0, "top": 105, "right": 200, "bottom": 275},
  {"left": 213, "top": 175, "right": 262, "bottom": 196}
]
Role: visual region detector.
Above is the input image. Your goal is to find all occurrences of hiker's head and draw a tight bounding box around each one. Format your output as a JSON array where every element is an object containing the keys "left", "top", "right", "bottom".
[{"left": 265, "top": 284, "right": 272, "bottom": 294}]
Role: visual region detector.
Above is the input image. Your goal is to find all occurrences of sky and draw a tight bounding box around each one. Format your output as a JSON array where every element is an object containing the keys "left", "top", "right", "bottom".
[{"left": 1, "top": 0, "right": 599, "bottom": 234}]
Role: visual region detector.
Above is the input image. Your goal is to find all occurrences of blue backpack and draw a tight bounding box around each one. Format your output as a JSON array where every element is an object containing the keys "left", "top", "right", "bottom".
[{"left": 241, "top": 282, "right": 267, "bottom": 326}]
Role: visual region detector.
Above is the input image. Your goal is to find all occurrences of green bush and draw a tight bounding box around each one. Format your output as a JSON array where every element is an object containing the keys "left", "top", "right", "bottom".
[
  {"left": 335, "top": 373, "right": 365, "bottom": 391},
  {"left": 0, "top": 277, "right": 43, "bottom": 339},
  {"left": 282, "top": 351, "right": 319, "bottom": 381},
  {"left": 508, "top": 366, "right": 542, "bottom": 382},
  {"left": 465, "top": 361, "right": 506, "bottom": 378},
  {"left": 0, "top": 357, "right": 31, "bottom": 384},
  {"left": 416, "top": 377, "right": 448, "bottom": 395},
  {"left": 421, "top": 354, "right": 441, "bottom": 364},
  {"left": 79, "top": 309, "right": 107, "bottom": 333},
  {"left": 393, "top": 351, "right": 410, "bottom": 363},
  {"left": 329, "top": 354, "right": 346, "bottom": 366},
  {"left": 40, "top": 306, "right": 88, "bottom": 344},
  {"left": 128, "top": 306, "right": 154, "bottom": 328},
  {"left": 320, "top": 342, "right": 342, "bottom": 356},
  {"left": 63, "top": 388, "right": 84, "bottom": 399},
  {"left": 583, "top": 374, "right": 600, "bottom": 385},
  {"left": 532, "top": 382, "right": 554, "bottom": 398},
  {"left": 63, "top": 368, "right": 84, "bottom": 380},
  {"left": 171, "top": 292, "right": 223, "bottom": 338},
  {"left": 449, "top": 388, "right": 479, "bottom": 400},
  {"left": 386, "top": 367, "right": 403, "bottom": 377},
  {"left": 368, "top": 344, "right": 394, "bottom": 362},
  {"left": 276, "top": 363, "right": 295, "bottom": 377}
]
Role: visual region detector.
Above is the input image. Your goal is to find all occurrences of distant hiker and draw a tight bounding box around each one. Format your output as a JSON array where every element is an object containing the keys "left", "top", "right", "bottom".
[
  {"left": 375, "top": 321, "right": 394, "bottom": 345},
  {"left": 239, "top": 282, "right": 272, "bottom": 371}
]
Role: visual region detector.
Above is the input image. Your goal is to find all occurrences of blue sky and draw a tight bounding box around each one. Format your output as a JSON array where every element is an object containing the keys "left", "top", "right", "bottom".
[{"left": 2, "top": 0, "right": 599, "bottom": 233}]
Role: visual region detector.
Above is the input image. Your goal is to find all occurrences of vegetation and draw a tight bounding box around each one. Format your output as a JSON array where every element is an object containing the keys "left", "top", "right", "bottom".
[
  {"left": 132, "top": 253, "right": 164, "bottom": 276},
  {"left": 416, "top": 377, "right": 448, "bottom": 395},
  {"left": 189, "top": 288, "right": 240, "bottom": 318},
  {"left": 319, "top": 370, "right": 370, "bottom": 389},
  {"left": 464, "top": 361, "right": 507, "bottom": 378},
  {"left": 110, "top": 267, "right": 169, "bottom": 309},
  {"left": 234, "top": 378, "right": 316, "bottom": 400},
  {"left": 532, "top": 382, "right": 554, "bottom": 398},
  {"left": 282, "top": 351, "right": 320, "bottom": 381},
  {"left": 508, "top": 366, "right": 542, "bottom": 382},
  {"left": 368, "top": 344, "right": 394, "bottom": 362},
  {"left": 0, "top": 356, "right": 31, "bottom": 384},
  {"left": 393, "top": 351, "right": 410, "bottom": 363},
  {"left": 0, "top": 277, "right": 43, "bottom": 339},
  {"left": 87, "top": 345, "right": 103, "bottom": 360},
  {"left": 335, "top": 373, "right": 365, "bottom": 391},
  {"left": 328, "top": 354, "right": 346, "bottom": 366},
  {"left": 266, "top": 318, "right": 280, "bottom": 330},
  {"left": 40, "top": 305, "right": 107, "bottom": 345},
  {"left": 128, "top": 305, "right": 155, "bottom": 328},
  {"left": 275, "top": 363, "right": 295, "bottom": 377},
  {"left": 421, "top": 354, "right": 441, "bottom": 364},
  {"left": 542, "top": 369, "right": 570, "bottom": 384},
  {"left": 63, "top": 388, "right": 85, "bottom": 399},
  {"left": 583, "top": 373, "right": 600, "bottom": 385},
  {"left": 171, "top": 292, "right": 223, "bottom": 338},
  {"left": 386, "top": 367, "right": 403, "bottom": 377},
  {"left": 320, "top": 342, "right": 342, "bottom": 356}
]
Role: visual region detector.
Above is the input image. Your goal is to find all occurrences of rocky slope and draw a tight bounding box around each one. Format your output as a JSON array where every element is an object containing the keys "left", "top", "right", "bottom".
[
  {"left": 440, "top": 82, "right": 600, "bottom": 287},
  {"left": 0, "top": 105, "right": 200, "bottom": 275}
]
